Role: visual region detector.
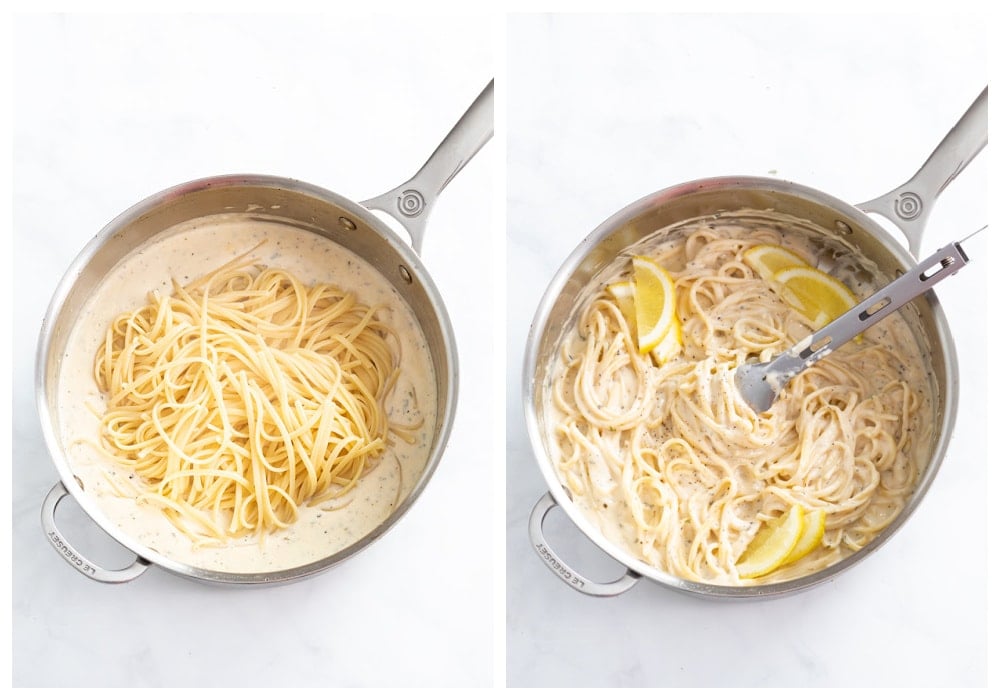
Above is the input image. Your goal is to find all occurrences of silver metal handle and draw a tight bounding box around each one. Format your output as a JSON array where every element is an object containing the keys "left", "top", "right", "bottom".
[
  {"left": 361, "top": 79, "right": 494, "bottom": 254},
  {"left": 41, "top": 482, "right": 149, "bottom": 583},
  {"left": 528, "top": 492, "right": 642, "bottom": 597},
  {"left": 857, "top": 87, "right": 987, "bottom": 256}
]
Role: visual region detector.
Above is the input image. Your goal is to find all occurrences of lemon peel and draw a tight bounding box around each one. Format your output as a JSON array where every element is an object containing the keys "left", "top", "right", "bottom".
[
  {"left": 783, "top": 508, "right": 826, "bottom": 566},
  {"left": 772, "top": 265, "right": 858, "bottom": 329},
  {"left": 744, "top": 243, "right": 810, "bottom": 280},
  {"left": 736, "top": 504, "right": 806, "bottom": 579},
  {"left": 632, "top": 256, "right": 679, "bottom": 356},
  {"left": 745, "top": 244, "right": 858, "bottom": 331},
  {"left": 651, "top": 318, "right": 682, "bottom": 366},
  {"left": 607, "top": 280, "right": 636, "bottom": 336}
]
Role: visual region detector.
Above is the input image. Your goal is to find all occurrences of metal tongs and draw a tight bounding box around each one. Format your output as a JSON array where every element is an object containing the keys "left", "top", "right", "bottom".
[{"left": 735, "top": 226, "right": 984, "bottom": 413}]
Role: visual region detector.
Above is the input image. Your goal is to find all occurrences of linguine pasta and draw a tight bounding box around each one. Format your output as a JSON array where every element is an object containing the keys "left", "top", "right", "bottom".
[
  {"left": 543, "top": 219, "right": 934, "bottom": 585},
  {"left": 93, "top": 247, "right": 418, "bottom": 546}
]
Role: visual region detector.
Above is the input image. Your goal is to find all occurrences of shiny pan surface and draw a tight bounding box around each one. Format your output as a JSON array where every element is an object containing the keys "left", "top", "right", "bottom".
[
  {"left": 524, "top": 87, "right": 986, "bottom": 598},
  {"left": 37, "top": 82, "right": 494, "bottom": 585}
]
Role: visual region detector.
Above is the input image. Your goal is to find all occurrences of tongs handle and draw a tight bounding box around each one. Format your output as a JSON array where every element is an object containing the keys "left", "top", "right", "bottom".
[
  {"left": 737, "top": 231, "right": 979, "bottom": 413},
  {"left": 793, "top": 239, "right": 970, "bottom": 363}
]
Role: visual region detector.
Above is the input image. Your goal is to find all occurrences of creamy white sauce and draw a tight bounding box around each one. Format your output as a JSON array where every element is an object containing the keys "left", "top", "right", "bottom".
[
  {"left": 57, "top": 214, "right": 438, "bottom": 573},
  {"left": 541, "top": 213, "right": 937, "bottom": 582}
]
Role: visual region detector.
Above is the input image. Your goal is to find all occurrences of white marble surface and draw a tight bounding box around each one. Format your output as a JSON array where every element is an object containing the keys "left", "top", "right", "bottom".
[
  {"left": 12, "top": 14, "right": 494, "bottom": 687},
  {"left": 506, "top": 14, "right": 989, "bottom": 687}
]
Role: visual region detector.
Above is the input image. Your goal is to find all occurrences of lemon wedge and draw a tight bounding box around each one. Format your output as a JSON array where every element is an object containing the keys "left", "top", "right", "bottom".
[
  {"left": 607, "top": 280, "right": 637, "bottom": 336},
  {"left": 651, "top": 318, "right": 682, "bottom": 366},
  {"left": 782, "top": 508, "right": 826, "bottom": 566},
  {"left": 772, "top": 265, "right": 858, "bottom": 329},
  {"left": 736, "top": 504, "right": 805, "bottom": 579},
  {"left": 632, "top": 256, "right": 678, "bottom": 355},
  {"left": 744, "top": 244, "right": 810, "bottom": 280}
]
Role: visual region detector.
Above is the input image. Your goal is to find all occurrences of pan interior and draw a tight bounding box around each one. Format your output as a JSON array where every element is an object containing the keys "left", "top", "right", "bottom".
[
  {"left": 527, "top": 179, "right": 954, "bottom": 596},
  {"left": 41, "top": 177, "right": 457, "bottom": 581}
]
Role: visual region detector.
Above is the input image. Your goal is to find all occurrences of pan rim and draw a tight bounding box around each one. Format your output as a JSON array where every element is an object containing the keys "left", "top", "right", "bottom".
[
  {"left": 522, "top": 174, "right": 959, "bottom": 598},
  {"left": 36, "top": 173, "right": 460, "bottom": 585}
]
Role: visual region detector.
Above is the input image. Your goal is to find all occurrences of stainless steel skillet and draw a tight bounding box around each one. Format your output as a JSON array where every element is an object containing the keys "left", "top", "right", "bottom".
[
  {"left": 38, "top": 80, "right": 493, "bottom": 585},
  {"left": 524, "top": 87, "right": 986, "bottom": 598}
]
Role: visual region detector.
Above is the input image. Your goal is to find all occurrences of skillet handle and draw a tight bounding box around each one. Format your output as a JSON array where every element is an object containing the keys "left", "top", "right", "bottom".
[
  {"left": 41, "top": 482, "right": 149, "bottom": 583},
  {"left": 856, "top": 86, "right": 987, "bottom": 257},
  {"left": 360, "top": 79, "right": 494, "bottom": 255},
  {"left": 528, "top": 492, "right": 642, "bottom": 597}
]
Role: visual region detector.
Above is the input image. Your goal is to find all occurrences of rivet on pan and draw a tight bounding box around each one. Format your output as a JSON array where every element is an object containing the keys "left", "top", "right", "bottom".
[
  {"left": 894, "top": 192, "right": 923, "bottom": 220},
  {"left": 338, "top": 217, "right": 357, "bottom": 231},
  {"left": 399, "top": 265, "right": 413, "bottom": 284},
  {"left": 834, "top": 220, "right": 853, "bottom": 236},
  {"left": 397, "top": 189, "right": 425, "bottom": 218}
]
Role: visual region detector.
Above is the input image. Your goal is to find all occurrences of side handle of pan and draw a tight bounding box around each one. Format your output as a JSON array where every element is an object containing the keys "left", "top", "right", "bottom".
[
  {"left": 528, "top": 492, "right": 642, "bottom": 597},
  {"left": 856, "top": 86, "right": 987, "bottom": 257},
  {"left": 361, "top": 79, "right": 495, "bottom": 255},
  {"left": 41, "top": 482, "right": 149, "bottom": 583}
]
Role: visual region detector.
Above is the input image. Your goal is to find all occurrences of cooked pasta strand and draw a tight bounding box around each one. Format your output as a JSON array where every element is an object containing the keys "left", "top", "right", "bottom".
[
  {"left": 545, "top": 222, "right": 933, "bottom": 585},
  {"left": 94, "top": 254, "right": 404, "bottom": 545}
]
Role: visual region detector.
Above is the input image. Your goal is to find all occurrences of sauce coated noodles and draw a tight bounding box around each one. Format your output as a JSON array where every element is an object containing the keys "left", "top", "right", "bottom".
[{"left": 543, "top": 218, "right": 934, "bottom": 585}]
